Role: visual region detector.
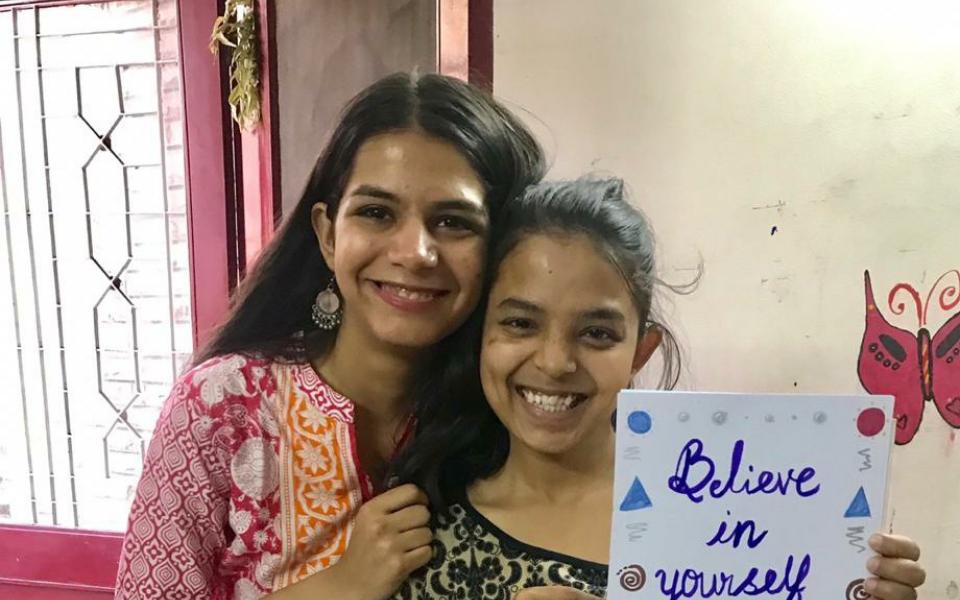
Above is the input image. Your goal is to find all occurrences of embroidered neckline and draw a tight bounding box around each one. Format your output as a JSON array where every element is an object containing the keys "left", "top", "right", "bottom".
[{"left": 289, "top": 361, "right": 356, "bottom": 423}]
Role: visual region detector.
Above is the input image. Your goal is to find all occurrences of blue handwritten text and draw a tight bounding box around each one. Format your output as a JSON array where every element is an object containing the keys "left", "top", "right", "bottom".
[
  {"left": 706, "top": 511, "right": 768, "bottom": 549},
  {"left": 668, "top": 439, "right": 820, "bottom": 504},
  {"left": 654, "top": 553, "right": 812, "bottom": 600}
]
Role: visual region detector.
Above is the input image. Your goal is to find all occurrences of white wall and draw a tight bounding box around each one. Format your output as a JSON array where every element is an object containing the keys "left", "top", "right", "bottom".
[
  {"left": 494, "top": 1, "right": 959, "bottom": 596},
  {"left": 276, "top": 0, "right": 436, "bottom": 213}
]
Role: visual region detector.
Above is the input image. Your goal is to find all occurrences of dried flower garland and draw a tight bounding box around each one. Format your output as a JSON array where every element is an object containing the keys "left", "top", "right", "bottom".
[{"left": 210, "top": 0, "right": 261, "bottom": 130}]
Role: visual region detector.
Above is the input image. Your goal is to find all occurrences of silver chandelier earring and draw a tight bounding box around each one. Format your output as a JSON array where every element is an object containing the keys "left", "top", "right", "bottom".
[{"left": 312, "top": 278, "right": 342, "bottom": 330}]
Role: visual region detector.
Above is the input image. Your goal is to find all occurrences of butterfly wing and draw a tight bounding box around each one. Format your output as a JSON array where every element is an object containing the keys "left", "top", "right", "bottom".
[
  {"left": 857, "top": 271, "right": 925, "bottom": 444},
  {"left": 930, "top": 309, "right": 960, "bottom": 427}
]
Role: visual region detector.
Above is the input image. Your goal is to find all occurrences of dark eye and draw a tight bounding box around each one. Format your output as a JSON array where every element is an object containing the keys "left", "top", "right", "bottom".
[
  {"left": 437, "top": 216, "right": 468, "bottom": 229},
  {"left": 435, "top": 215, "right": 482, "bottom": 235},
  {"left": 501, "top": 317, "right": 536, "bottom": 333},
  {"left": 356, "top": 205, "right": 391, "bottom": 221},
  {"left": 582, "top": 327, "right": 621, "bottom": 345}
]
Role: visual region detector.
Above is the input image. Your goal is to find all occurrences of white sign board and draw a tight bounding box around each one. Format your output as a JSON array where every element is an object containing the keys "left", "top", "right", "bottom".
[{"left": 608, "top": 392, "right": 894, "bottom": 599}]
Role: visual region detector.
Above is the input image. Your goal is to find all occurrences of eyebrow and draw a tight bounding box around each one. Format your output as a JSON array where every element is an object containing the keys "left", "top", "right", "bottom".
[
  {"left": 582, "top": 308, "right": 626, "bottom": 323},
  {"left": 350, "top": 184, "right": 398, "bottom": 201},
  {"left": 433, "top": 199, "right": 488, "bottom": 218},
  {"left": 497, "top": 298, "right": 543, "bottom": 313},
  {"left": 349, "top": 185, "right": 488, "bottom": 217},
  {"left": 496, "top": 299, "right": 626, "bottom": 323}
]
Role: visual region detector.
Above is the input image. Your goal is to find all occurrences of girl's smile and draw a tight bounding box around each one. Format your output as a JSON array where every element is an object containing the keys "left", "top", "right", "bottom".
[{"left": 370, "top": 280, "right": 451, "bottom": 313}]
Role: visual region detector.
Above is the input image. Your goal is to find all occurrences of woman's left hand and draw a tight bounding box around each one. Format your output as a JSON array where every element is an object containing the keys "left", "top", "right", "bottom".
[
  {"left": 864, "top": 533, "right": 926, "bottom": 599},
  {"left": 514, "top": 586, "right": 601, "bottom": 600}
]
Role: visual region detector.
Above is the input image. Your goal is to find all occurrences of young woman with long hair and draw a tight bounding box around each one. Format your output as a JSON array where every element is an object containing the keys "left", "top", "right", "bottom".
[{"left": 114, "top": 72, "right": 544, "bottom": 600}]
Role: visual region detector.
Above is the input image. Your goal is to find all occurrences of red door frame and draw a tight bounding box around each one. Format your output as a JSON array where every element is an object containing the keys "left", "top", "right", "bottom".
[
  {"left": 180, "top": 0, "right": 234, "bottom": 348},
  {"left": 438, "top": 0, "right": 493, "bottom": 89},
  {"left": 237, "top": 0, "right": 281, "bottom": 273}
]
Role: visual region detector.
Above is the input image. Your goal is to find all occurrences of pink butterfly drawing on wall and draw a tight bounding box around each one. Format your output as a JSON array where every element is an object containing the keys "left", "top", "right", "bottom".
[{"left": 858, "top": 269, "right": 960, "bottom": 445}]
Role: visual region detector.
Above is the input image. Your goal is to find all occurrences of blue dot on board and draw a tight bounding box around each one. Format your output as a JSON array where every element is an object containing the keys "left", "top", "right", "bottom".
[{"left": 627, "top": 411, "right": 652, "bottom": 434}]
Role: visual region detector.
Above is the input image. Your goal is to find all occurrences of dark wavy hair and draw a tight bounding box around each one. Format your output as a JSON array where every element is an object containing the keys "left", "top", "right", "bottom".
[
  {"left": 391, "top": 177, "right": 697, "bottom": 511},
  {"left": 194, "top": 72, "right": 545, "bottom": 364}
]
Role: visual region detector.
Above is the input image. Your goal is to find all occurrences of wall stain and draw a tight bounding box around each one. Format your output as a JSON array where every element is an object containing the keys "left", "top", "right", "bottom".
[
  {"left": 828, "top": 178, "right": 858, "bottom": 200},
  {"left": 873, "top": 104, "right": 913, "bottom": 120},
  {"left": 751, "top": 199, "right": 786, "bottom": 212}
]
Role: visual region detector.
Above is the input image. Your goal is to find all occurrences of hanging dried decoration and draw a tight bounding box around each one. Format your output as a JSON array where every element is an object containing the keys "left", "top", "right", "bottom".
[{"left": 210, "top": 0, "right": 261, "bottom": 130}]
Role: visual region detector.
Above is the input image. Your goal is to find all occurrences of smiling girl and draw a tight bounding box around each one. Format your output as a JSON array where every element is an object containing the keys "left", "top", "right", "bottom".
[
  {"left": 393, "top": 178, "right": 926, "bottom": 600},
  {"left": 114, "top": 72, "right": 544, "bottom": 600}
]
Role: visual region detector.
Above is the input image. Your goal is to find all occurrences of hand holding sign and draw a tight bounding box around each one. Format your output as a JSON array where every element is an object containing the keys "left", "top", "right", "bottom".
[
  {"left": 608, "top": 392, "right": 898, "bottom": 599},
  {"left": 863, "top": 534, "right": 926, "bottom": 600}
]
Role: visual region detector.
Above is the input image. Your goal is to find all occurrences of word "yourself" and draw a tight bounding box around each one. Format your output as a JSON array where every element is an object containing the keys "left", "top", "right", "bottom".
[{"left": 654, "top": 553, "right": 812, "bottom": 600}]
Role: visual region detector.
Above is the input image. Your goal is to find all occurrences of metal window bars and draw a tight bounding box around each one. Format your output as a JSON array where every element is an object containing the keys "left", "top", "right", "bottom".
[{"left": 0, "top": 0, "right": 192, "bottom": 531}]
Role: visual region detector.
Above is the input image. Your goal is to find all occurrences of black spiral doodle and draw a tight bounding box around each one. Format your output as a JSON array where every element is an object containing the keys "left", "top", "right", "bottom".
[
  {"left": 846, "top": 578, "right": 870, "bottom": 600},
  {"left": 618, "top": 564, "right": 647, "bottom": 592}
]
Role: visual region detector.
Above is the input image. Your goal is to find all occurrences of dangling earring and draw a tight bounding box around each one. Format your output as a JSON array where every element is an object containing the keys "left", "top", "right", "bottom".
[{"left": 312, "top": 278, "right": 342, "bottom": 330}]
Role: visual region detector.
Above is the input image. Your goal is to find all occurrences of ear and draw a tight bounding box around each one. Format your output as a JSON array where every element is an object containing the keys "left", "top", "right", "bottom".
[
  {"left": 311, "top": 202, "right": 336, "bottom": 271},
  {"left": 631, "top": 325, "right": 663, "bottom": 375}
]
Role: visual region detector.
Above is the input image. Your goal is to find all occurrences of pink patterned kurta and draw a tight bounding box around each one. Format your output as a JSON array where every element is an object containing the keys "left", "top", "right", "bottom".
[{"left": 115, "top": 354, "right": 375, "bottom": 599}]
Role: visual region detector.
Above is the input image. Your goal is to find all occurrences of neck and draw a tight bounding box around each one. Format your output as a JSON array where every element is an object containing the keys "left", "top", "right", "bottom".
[
  {"left": 312, "top": 319, "right": 422, "bottom": 425},
  {"left": 484, "top": 428, "right": 615, "bottom": 504}
]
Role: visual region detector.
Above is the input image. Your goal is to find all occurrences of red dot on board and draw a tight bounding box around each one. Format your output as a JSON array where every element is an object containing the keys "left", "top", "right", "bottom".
[{"left": 857, "top": 408, "right": 886, "bottom": 437}]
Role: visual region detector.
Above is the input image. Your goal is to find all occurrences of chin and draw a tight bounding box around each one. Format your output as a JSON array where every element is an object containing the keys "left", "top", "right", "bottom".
[
  {"left": 383, "top": 310, "right": 476, "bottom": 346},
  {"left": 374, "top": 324, "right": 450, "bottom": 351},
  {"left": 519, "top": 431, "right": 582, "bottom": 457}
]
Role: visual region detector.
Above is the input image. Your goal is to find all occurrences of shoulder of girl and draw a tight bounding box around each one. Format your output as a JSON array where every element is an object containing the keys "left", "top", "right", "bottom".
[{"left": 171, "top": 353, "right": 280, "bottom": 416}]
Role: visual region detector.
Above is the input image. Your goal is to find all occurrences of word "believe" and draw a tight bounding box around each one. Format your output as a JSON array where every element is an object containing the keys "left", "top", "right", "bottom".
[{"left": 668, "top": 439, "right": 820, "bottom": 504}]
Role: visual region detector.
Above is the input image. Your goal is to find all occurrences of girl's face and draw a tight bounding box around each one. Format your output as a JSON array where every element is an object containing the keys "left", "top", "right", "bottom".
[
  {"left": 480, "top": 233, "right": 659, "bottom": 457},
  {"left": 314, "top": 129, "right": 489, "bottom": 350}
]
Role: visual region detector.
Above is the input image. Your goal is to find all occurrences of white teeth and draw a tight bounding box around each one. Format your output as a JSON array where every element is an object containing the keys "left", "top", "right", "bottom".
[
  {"left": 519, "top": 387, "right": 581, "bottom": 413},
  {"left": 383, "top": 284, "right": 438, "bottom": 301}
]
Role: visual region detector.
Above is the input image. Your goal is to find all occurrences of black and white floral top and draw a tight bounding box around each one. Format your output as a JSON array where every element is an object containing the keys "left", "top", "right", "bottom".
[{"left": 393, "top": 495, "right": 608, "bottom": 599}]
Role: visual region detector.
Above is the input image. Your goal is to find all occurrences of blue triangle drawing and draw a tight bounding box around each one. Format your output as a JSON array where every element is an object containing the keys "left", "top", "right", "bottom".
[
  {"left": 844, "top": 487, "right": 871, "bottom": 518},
  {"left": 619, "top": 477, "right": 653, "bottom": 511}
]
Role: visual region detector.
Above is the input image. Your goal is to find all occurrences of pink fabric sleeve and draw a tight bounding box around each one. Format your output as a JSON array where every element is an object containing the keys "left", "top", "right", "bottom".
[{"left": 114, "top": 372, "right": 233, "bottom": 599}]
